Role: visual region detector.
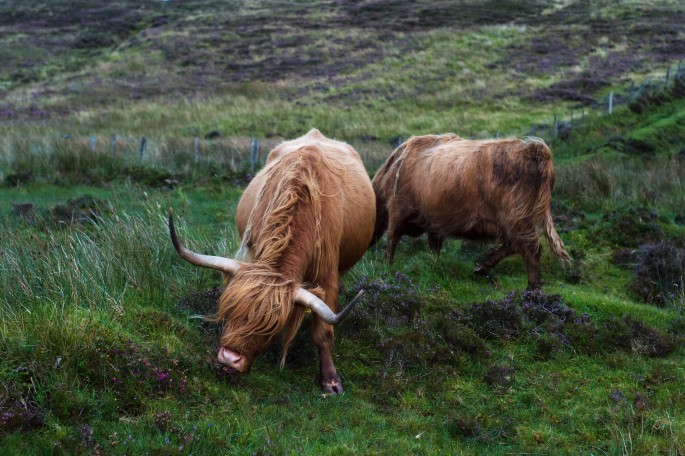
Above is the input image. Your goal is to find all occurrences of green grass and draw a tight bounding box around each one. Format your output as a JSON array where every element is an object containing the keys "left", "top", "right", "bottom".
[
  {"left": 1, "top": 174, "right": 683, "bottom": 454},
  {"left": 2, "top": 0, "right": 685, "bottom": 453}
]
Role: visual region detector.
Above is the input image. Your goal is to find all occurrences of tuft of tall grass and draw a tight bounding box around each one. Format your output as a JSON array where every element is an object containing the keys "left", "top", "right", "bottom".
[
  {"left": 555, "top": 156, "right": 685, "bottom": 211},
  {"left": 0, "top": 201, "right": 240, "bottom": 368}
]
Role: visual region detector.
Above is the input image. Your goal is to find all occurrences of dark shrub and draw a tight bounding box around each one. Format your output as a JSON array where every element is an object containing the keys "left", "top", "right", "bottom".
[
  {"left": 345, "top": 272, "right": 426, "bottom": 336},
  {"left": 601, "top": 316, "right": 676, "bottom": 357},
  {"left": 611, "top": 248, "right": 635, "bottom": 269},
  {"left": 5, "top": 171, "right": 32, "bottom": 187},
  {"left": 459, "top": 290, "right": 675, "bottom": 358},
  {"left": 341, "top": 273, "right": 467, "bottom": 375},
  {"left": 47, "top": 195, "right": 112, "bottom": 227},
  {"left": 629, "top": 241, "right": 685, "bottom": 307},
  {"left": 623, "top": 138, "right": 656, "bottom": 156},
  {"left": 465, "top": 295, "right": 524, "bottom": 340},
  {"left": 484, "top": 364, "right": 516, "bottom": 389},
  {"left": 593, "top": 207, "right": 666, "bottom": 248}
]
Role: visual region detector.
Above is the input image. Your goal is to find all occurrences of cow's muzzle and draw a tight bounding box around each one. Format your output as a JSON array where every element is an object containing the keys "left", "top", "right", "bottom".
[{"left": 218, "top": 347, "right": 251, "bottom": 373}]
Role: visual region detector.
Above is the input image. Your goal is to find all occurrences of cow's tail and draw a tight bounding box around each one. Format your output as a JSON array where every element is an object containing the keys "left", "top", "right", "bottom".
[
  {"left": 369, "top": 141, "right": 407, "bottom": 247},
  {"left": 543, "top": 211, "right": 571, "bottom": 263},
  {"left": 526, "top": 138, "right": 572, "bottom": 264}
]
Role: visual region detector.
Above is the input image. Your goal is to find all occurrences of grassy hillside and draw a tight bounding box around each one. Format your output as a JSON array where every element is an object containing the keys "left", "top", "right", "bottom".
[
  {"left": 1, "top": 0, "right": 683, "bottom": 138},
  {"left": 1, "top": 0, "right": 684, "bottom": 454}
]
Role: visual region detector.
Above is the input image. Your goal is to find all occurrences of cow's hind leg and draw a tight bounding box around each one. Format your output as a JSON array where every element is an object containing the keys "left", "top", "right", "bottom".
[
  {"left": 474, "top": 244, "right": 516, "bottom": 275},
  {"left": 311, "top": 281, "right": 344, "bottom": 395},
  {"left": 518, "top": 241, "right": 542, "bottom": 290},
  {"left": 386, "top": 207, "right": 423, "bottom": 262},
  {"left": 386, "top": 217, "right": 408, "bottom": 263}
]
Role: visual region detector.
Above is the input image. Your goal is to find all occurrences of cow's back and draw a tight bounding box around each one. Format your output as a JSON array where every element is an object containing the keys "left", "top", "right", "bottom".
[
  {"left": 380, "top": 136, "right": 554, "bottom": 240},
  {"left": 236, "top": 130, "right": 374, "bottom": 273}
]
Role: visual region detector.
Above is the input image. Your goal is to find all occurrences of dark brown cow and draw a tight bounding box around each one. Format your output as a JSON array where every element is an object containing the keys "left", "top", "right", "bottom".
[
  {"left": 170, "top": 129, "right": 375, "bottom": 394},
  {"left": 372, "top": 134, "right": 570, "bottom": 289}
]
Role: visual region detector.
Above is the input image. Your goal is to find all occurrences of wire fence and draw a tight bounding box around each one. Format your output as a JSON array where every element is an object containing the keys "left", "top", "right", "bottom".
[{"left": 2, "top": 58, "right": 683, "bottom": 180}]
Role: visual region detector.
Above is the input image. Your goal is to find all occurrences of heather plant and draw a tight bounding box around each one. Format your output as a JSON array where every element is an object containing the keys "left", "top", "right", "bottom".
[
  {"left": 452, "top": 290, "right": 676, "bottom": 358},
  {"left": 0, "top": 380, "right": 43, "bottom": 435},
  {"left": 630, "top": 241, "right": 685, "bottom": 310},
  {"left": 591, "top": 206, "right": 668, "bottom": 248}
]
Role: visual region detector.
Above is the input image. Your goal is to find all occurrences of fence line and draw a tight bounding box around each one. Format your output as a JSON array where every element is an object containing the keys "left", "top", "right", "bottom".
[{"left": 2, "top": 58, "right": 683, "bottom": 176}]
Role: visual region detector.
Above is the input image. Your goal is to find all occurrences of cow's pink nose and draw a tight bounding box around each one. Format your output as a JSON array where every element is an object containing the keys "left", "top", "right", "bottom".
[{"left": 218, "top": 347, "right": 247, "bottom": 372}]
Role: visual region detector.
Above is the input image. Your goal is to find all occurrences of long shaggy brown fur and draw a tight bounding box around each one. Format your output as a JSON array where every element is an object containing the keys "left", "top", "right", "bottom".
[
  {"left": 224, "top": 142, "right": 370, "bottom": 366},
  {"left": 372, "top": 134, "right": 570, "bottom": 288},
  {"left": 221, "top": 149, "right": 329, "bottom": 362}
]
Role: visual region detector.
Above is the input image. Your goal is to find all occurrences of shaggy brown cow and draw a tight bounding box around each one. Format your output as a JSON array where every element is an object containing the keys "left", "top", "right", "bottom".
[
  {"left": 170, "top": 129, "right": 375, "bottom": 394},
  {"left": 372, "top": 134, "right": 570, "bottom": 289}
]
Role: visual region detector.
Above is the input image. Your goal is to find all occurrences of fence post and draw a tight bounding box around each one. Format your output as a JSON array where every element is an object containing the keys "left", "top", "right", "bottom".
[
  {"left": 194, "top": 136, "right": 199, "bottom": 163},
  {"left": 665, "top": 65, "right": 671, "bottom": 85},
  {"left": 111, "top": 135, "right": 117, "bottom": 154},
  {"left": 530, "top": 125, "right": 536, "bottom": 136},
  {"left": 251, "top": 137, "right": 260, "bottom": 171},
  {"left": 608, "top": 91, "right": 613, "bottom": 115},
  {"left": 495, "top": 131, "right": 500, "bottom": 139},
  {"left": 140, "top": 137, "right": 147, "bottom": 160},
  {"left": 89, "top": 135, "right": 96, "bottom": 152},
  {"left": 553, "top": 114, "right": 558, "bottom": 139}
]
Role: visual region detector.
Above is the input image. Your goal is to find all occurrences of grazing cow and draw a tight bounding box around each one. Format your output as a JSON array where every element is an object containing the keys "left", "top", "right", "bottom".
[
  {"left": 372, "top": 134, "right": 570, "bottom": 289},
  {"left": 170, "top": 129, "right": 375, "bottom": 394}
]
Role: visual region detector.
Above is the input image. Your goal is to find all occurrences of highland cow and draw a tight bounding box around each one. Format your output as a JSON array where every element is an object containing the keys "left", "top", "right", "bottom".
[
  {"left": 170, "top": 129, "right": 376, "bottom": 394},
  {"left": 372, "top": 134, "right": 570, "bottom": 289}
]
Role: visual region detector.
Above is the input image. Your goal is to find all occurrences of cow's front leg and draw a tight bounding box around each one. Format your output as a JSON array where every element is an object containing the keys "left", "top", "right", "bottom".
[{"left": 311, "top": 316, "right": 343, "bottom": 395}]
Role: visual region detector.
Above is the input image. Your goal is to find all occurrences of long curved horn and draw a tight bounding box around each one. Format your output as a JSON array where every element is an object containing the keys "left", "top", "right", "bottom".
[
  {"left": 168, "top": 208, "right": 243, "bottom": 275},
  {"left": 295, "top": 289, "right": 364, "bottom": 325}
]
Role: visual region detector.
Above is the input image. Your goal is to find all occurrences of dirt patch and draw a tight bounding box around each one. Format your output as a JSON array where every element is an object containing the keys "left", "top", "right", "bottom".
[
  {"left": 529, "top": 77, "right": 610, "bottom": 106},
  {"left": 0, "top": 381, "right": 43, "bottom": 434},
  {"left": 47, "top": 195, "right": 112, "bottom": 227}
]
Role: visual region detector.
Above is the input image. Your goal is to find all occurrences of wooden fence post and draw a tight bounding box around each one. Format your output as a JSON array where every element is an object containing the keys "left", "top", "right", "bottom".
[
  {"left": 194, "top": 136, "right": 199, "bottom": 163},
  {"left": 665, "top": 65, "right": 671, "bottom": 85},
  {"left": 140, "top": 137, "right": 147, "bottom": 160},
  {"left": 251, "top": 137, "right": 260, "bottom": 171},
  {"left": 111, "top": 135, "right": 117, "bottom": 154},
  {"left": 608, "top": 91, "right": 613, "bottom": 115},
  {"left": 89, "top": 135, "right": 95, "bottom": 152}
]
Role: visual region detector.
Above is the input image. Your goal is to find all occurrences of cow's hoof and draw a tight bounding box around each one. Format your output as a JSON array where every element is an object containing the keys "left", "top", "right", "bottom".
[
  {"left": 526, "top": 281, "right": 544, "bottom": 291},
  {"left": 321, "top": 376, "right": 344, "bottom": 395}
]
